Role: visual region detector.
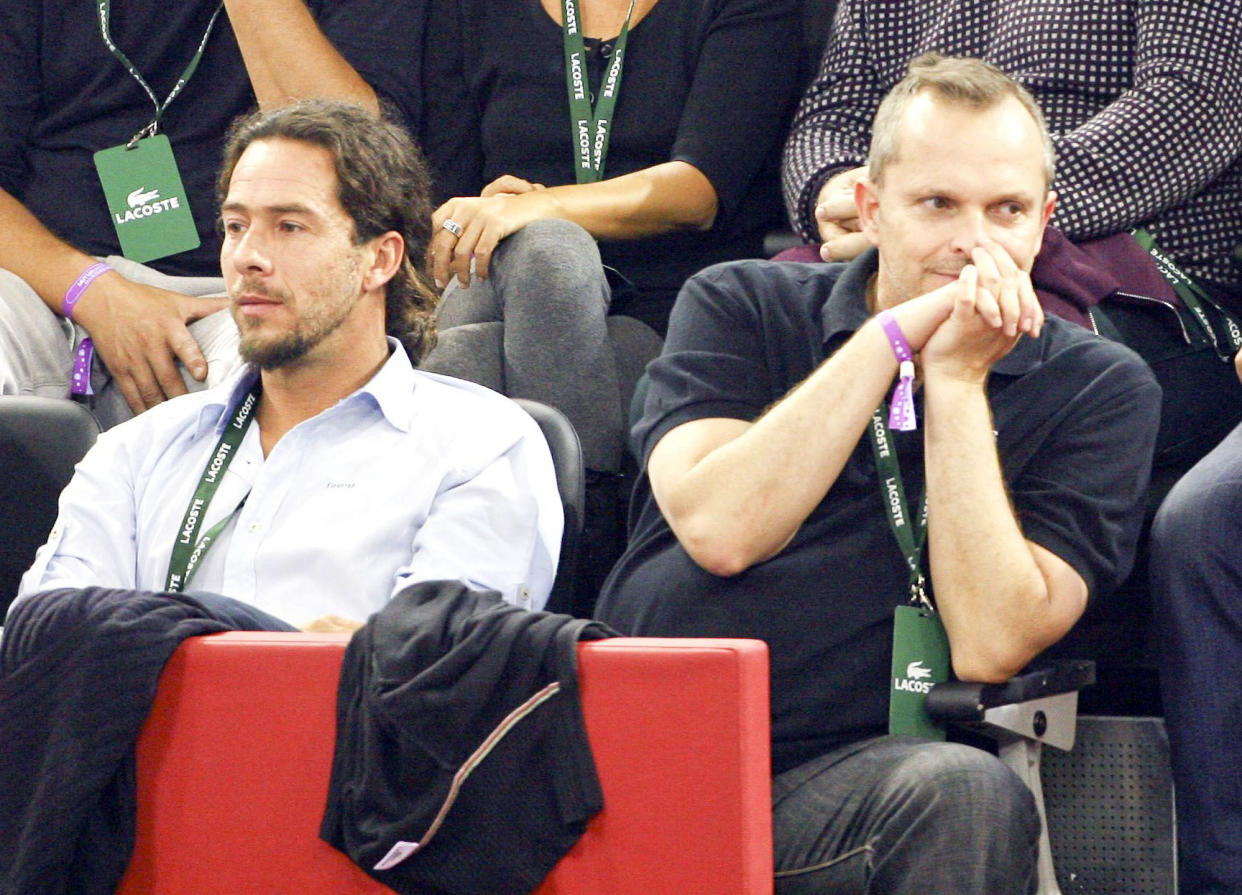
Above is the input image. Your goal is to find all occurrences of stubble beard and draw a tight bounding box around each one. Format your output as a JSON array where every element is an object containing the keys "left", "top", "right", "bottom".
[{"left": 232, "top": 257, "right": 363, "bottom": 370}]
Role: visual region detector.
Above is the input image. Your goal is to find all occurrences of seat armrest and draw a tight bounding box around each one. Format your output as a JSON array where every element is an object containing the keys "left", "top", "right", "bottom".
[
  {"left": 925, "top": 659, "right": 1095, "bottom": 895},
  {"left": 926, "top": 660, "right": 1096, "bottom": 724}
]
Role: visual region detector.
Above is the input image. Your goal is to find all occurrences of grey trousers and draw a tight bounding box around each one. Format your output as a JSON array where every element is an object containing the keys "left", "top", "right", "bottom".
[
  {"left": 773, "top": 736, "right": 1040, "bottom": 894},
  {"left": 0, "top": 256, "right": 240, "bottom": 428},
  {"left": 419, "top": 219, "right": 635, "bottom": 473}
]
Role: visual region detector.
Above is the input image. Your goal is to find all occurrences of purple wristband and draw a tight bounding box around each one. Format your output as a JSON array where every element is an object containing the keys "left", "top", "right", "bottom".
[
  {"left": 876, "top": 310, "right": 917, "bottom": 431},
  {"left": 62, "top": 261, "right": 113, "bottom": 320}
]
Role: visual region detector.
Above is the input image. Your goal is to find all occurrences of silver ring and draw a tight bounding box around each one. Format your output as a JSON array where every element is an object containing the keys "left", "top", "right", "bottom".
[{"left": 441, "top": 219, "right": 463, "bottom": 238}]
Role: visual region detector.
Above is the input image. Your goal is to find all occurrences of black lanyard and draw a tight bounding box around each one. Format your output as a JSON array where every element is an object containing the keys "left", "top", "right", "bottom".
[
  {"left": 164, "top": 386, "right": 259, "bottom": 593},
  {"left": 1133, "top": 227, "right": 1242, "bottom": 360},
  {"left": 868, "top": 406, "right": 931, "bottom": 610},
  {"left": 97, "top": 0, "right": 224, "bottom": 146},
  {"left": 560, "top": 0, "right": 636, "bottom": 183}
]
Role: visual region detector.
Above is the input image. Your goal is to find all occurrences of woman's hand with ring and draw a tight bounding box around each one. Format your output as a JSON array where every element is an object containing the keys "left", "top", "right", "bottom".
[{"left": 429, "top": 192, "right": 554, "bottom": 288}]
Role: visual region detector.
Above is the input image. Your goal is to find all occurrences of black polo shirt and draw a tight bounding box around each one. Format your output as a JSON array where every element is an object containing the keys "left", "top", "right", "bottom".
[{"left": 594, "top": 252, "right": 1161, "bottom": 774}]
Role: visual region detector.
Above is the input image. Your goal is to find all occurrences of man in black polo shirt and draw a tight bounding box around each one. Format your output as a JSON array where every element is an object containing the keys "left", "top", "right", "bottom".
[{"left": 595, "top": 55, "right": 1161, "bottom": 894}]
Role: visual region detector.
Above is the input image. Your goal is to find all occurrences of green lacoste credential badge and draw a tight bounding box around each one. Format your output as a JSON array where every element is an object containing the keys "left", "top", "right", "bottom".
[
  {"left": 889, "top": 604, "right": 950, "bottom": 740},
  {"left": 94, "top": 134, "right": 200, "bottom": 263}
]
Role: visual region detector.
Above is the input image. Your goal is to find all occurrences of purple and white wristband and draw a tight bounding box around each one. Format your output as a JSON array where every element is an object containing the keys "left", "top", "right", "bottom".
[
  {"left": 63, "top": 261, "right": 113, "bottom": 397},
  {"left": 876, "top": 310, "right": 917, "bottom": 431}
]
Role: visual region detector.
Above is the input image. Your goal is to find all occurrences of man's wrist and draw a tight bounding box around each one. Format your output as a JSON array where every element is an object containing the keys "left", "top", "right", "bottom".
[
  {"left": 922, "top": 364, "right": 991, "bottom": 393},
  {"left": 62, "top": 262, "right": 114, "bottom": 320}
]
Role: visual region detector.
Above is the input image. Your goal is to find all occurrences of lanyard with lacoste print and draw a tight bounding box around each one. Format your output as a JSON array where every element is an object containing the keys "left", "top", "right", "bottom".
[
  {"left": 561, "top": 0, "right": 636, "bottom": 183},
  {"left": 1132, "top": 227, "right": 1242, "bottom": 360},
  {"left": 92, "top": 0, "right": 221, "bottom": 262},
  {"left": 868, "top": 405, "right": 950, "bottom": 740},
  {"left": 164, "top": 384, "right": 259, "bottom": 593}
]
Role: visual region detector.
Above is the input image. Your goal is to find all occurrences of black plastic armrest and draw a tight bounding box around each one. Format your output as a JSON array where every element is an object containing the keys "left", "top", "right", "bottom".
[{"left": 925, "top": 659, "right": 1096, "bottom": 724}]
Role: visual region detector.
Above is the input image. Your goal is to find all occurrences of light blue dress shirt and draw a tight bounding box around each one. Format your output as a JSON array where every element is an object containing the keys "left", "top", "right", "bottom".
[{"left": 15, "top": 341, "right": 562, "bottom": 626}]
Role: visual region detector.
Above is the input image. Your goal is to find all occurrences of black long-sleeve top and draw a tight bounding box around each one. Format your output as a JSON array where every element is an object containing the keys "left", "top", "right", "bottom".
[{"left": 421, "top": 0, "right": 799, "bottom": 330}]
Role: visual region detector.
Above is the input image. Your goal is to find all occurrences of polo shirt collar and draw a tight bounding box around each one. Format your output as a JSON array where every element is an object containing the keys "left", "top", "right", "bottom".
[
  {"left": 818, "top": 247, "right": 1043, "bottom": 377},
  {"left": 819, "top": 249, "right": 879, "bottom": 346}
]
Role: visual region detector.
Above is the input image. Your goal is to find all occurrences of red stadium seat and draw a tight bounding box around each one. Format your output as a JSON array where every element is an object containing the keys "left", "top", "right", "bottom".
[{"left": 118, "top": 633, "right": 773, "bottom": 894}]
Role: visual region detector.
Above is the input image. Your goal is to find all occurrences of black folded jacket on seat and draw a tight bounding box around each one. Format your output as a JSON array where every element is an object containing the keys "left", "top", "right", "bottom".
[{"left": 320, "top": 579, "right": 616, "bottom": 895}]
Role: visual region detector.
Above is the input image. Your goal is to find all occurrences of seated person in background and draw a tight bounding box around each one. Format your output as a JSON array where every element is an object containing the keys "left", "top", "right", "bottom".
[
  {"left": 12, "top": 99, "right": 563, "bottom": 630},
  {"left": 782, "top": 0, "right": 1242, "bottom": 308},
  {"left": 416, "top": 0, "right": 799, "bottom": 482},
  {"left": 595, "top": 56, "right": 1161, "bottom": 893},
  {"left": 1149, "top": 350, "right": 1242, "bottom": 895},
  {"left": 0, "top": 100, "right": 562, "bottom": 894},
  {"left": 0, "top": 0, "right": 423, "bottom": 427}
]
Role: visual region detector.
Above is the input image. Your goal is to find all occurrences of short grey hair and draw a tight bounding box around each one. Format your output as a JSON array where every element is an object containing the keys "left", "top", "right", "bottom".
[{"left": 868, "top": 53, "right": 1056, "bottom": 189}]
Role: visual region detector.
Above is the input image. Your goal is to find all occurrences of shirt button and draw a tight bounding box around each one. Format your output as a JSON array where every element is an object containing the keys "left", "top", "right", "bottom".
[
  {"left": 600, "top": 42, "right": 613, "bottom": 58},
  {"left": 247, "top": 522, "right": 260, "bottom": 534}
]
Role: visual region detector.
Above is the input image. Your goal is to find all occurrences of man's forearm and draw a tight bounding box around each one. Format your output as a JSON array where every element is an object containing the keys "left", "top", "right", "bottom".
[
  {"left": 922, "top": 374, "right": 1080, "bottom": 681},
  {"left": 0, "top": 188, "right": 105, "bottom": 314},
  {"left": 654, "top": 319, "right": 897, "bottom": 575},
  {"left": 224, "top": 0, "right": 378, "bottom": 112},
  {"left": 653, "top": 288, "right": 959, "bottom": 576}
]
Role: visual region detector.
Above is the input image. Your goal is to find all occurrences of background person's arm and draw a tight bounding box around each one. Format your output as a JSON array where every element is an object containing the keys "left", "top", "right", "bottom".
[
  {"left": 1049, "top": 0, "right": 1242, "bottom": 241},
  {"left": 224, "top": 0, "right": 379, "bottom": 112},
  {"left": 0, "top": 190, "right": 227, "bottom": 412},
  {"left": 780, "top": 0, "right": 878, "bottom": 244},
  {"left": 428, "top": 161, "right": 718, "bottom": 285}
]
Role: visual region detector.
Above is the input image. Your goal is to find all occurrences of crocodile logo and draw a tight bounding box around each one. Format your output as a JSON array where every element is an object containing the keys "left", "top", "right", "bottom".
[
  {"left": 906, "top": 660, "right": 933, "bottom": 680},
  {"left": 895, "top": 659, "right": 937, "bottom": 694},
  {"left": 127, "top": 187, "right": 160, "bottom": 208}
]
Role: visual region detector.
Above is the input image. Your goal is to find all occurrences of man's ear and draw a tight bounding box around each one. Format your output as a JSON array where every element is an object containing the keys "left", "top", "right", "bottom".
[
  {"left": 362, "top": 231, "right": 404, "bottom": 292},
  {"left": 1031, "top": 189, "right": 1057, "bottom": 257},
  {"left": 856, "top": 178, "right": 882, "bottom": 247}
]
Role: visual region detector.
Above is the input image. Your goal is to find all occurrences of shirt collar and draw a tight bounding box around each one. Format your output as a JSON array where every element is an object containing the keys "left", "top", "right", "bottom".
[
  {"left": 362, "top": 338, "right": 419, "bottom": 432},
  {"left": 818, "top": 247, "right": 1042, "bottom": 377},
  {"left": 819, "top": 248, "right": 879, "bottom": 347},
  {"left": 191, "top": 337, "right": 418, "bottom": 437}
]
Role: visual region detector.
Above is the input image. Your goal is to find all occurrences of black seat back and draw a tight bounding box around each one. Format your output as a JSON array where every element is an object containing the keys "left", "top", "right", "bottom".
[
  {"left": 0, "top": 397, "right": 101, "bottom": 617},
  {"left": 513, "top": 398, "right": 584, "bottom": 614}
]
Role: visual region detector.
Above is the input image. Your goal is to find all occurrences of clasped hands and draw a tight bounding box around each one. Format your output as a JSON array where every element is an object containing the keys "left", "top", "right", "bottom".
[{"left": 886, "top": 241, "right": 1044, "bottom": 385}]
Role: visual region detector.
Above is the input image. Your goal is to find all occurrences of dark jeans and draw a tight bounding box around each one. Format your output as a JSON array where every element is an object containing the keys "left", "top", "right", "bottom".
[
  {"left": 183, "top": 590, "right": 299, "bottom": 631},
  {"left": 773, "top": 736, "right": 1039, "bottom": 894},
  {"left": 1151, "top": 420, "right": 1242, "bottom": 895}
]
